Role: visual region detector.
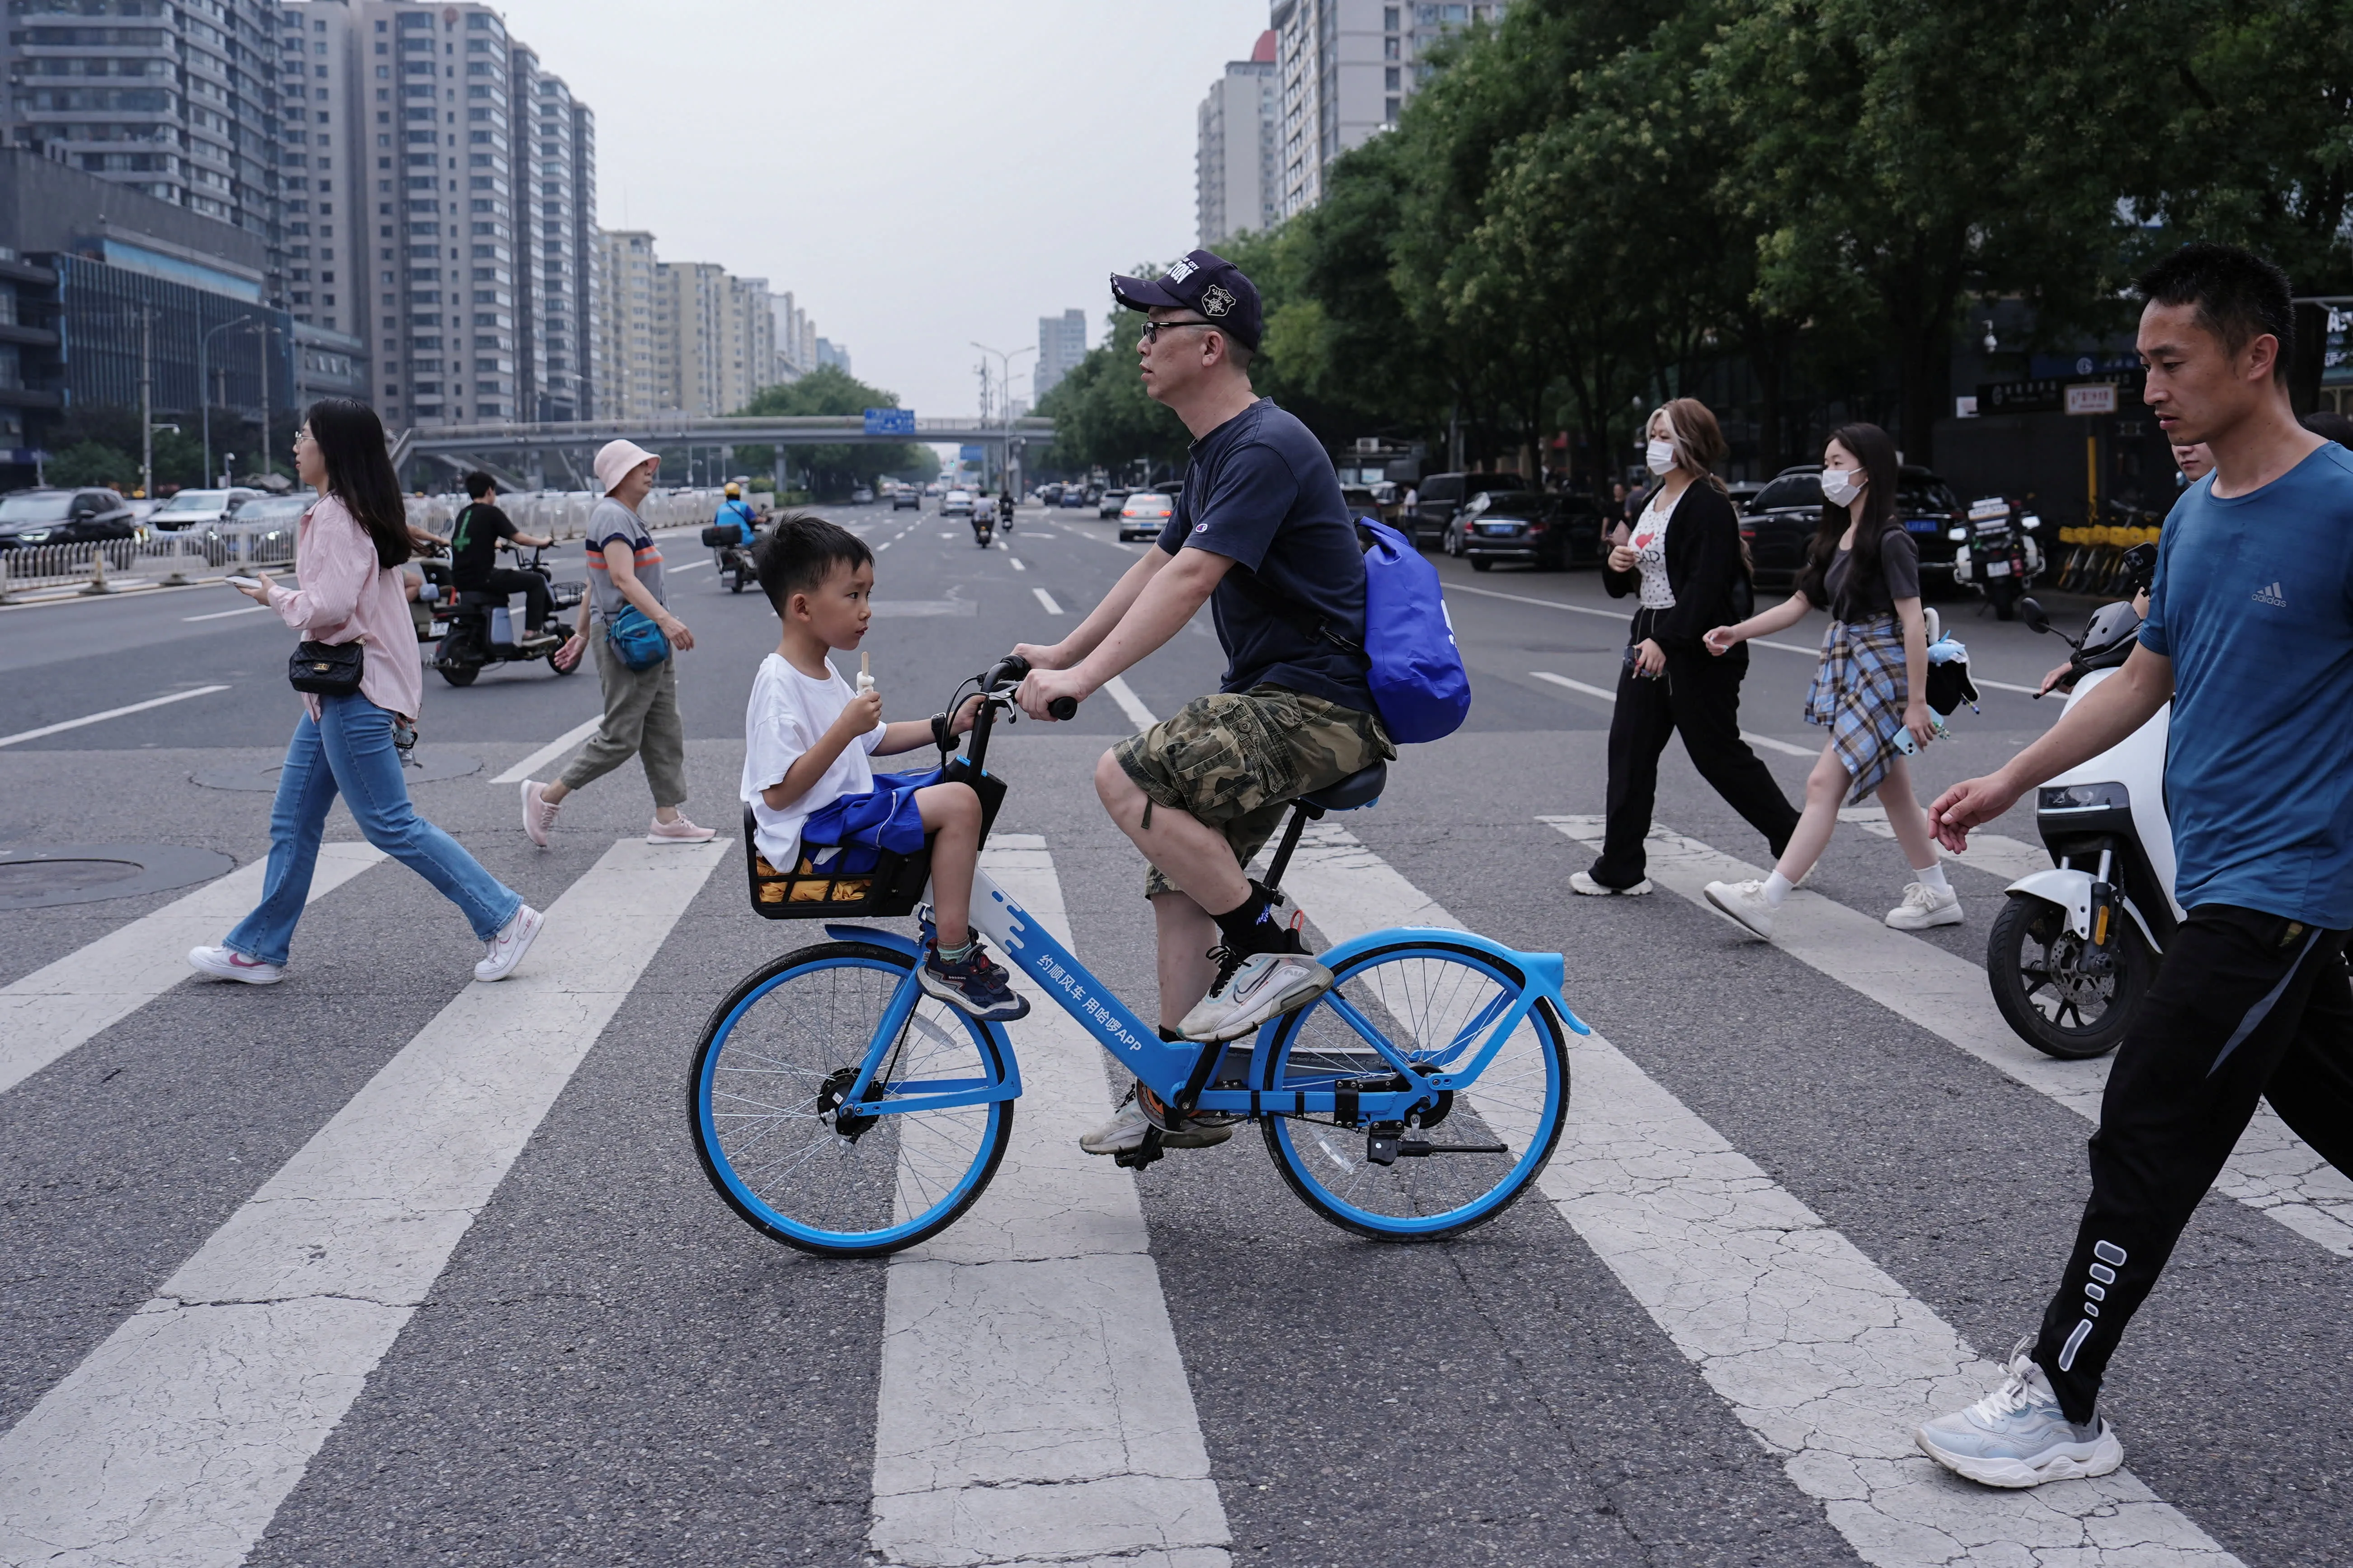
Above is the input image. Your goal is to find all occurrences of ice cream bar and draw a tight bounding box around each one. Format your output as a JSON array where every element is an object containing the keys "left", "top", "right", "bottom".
[{"left": 857, "top": 651, "right": 875, "bottom": 694}]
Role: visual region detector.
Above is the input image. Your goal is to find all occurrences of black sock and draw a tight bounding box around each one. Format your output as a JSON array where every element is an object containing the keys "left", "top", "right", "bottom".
[{"left": 1210, "top": 883, "right": 1278, "bottom": 949}]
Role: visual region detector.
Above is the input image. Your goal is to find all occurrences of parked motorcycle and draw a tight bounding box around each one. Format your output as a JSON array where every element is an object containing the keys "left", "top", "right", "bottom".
[
  {"left": 1950, "top": 496, "right": 2043, "bottom": 620},
  {"left": 702, "top": 516, "right": 758, "bottom": 593},
  {"left": 426, "top": 543, "right": 584, "bottom": 687},
  {"left": 1984, "top": 543, "right": 2170, "bottom": 1059}
]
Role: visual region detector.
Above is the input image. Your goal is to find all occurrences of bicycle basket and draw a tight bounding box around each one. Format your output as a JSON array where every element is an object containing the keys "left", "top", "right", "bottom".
[{"left": 744, "top": 803, "right": 932, "bottom": 919}]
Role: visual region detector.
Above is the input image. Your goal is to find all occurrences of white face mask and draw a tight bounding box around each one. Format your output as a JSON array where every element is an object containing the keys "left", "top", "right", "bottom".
[
  {"left": 1644, "top": 438, "right": 1677, "bottom": 476},
  {"left": 1820, "top": 466, "right": 1864, "bottom": 507}
]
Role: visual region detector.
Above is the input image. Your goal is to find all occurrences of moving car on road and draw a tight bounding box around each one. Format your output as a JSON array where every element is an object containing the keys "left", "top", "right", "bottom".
[
  {"left": 1116, "top": 489, "right": 1173, "bottom": 542},
  {"left": 942, "top": 488, "right": 975, "bottom": 517},
  {"left": 1456, "top": 490, "right": 1603, "bottom": 572},
  {"left": 1097, "top": 487, "right": 1130, "bottom": 518},
  {"left": 1405, "top": 471, "right": 1518, "bottom": 548},
  {"left": 1740, "top": 463, "right": 1969, "bottom": 591},
  {"left": 892, "top": 486, "right": 922, "bottom": 510},
  {"left": 146, "top": 487, "right": 259, "bottom": 532},
  {"left": 850, "top": 486, "right": 874, "bottom": 505},
  {"left": 0, "top": 487, "right": 141, "bottom": 551},
  {"left": 1059, "top": 486, "right": 1090, "bottom": 508}
]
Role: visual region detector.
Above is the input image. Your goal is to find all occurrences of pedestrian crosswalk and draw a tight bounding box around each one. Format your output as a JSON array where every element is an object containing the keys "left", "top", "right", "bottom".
[{"left": 0, "top": 799, "right": 2341, "bottom": 1564}]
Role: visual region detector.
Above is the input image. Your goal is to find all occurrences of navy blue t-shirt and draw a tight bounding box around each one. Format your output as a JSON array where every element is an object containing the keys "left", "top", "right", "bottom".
[
  {"left": 1156, "top": 398, "right": 1373, "bottom": 711},
  {"left": 2138, "top": 441, "right": 2353, "bottom": 927}
]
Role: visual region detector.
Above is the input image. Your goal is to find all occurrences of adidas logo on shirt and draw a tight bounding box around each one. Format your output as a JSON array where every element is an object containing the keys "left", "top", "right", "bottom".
[{"left": 2252, "top": 581, "right": 2288, "bottom": 607}]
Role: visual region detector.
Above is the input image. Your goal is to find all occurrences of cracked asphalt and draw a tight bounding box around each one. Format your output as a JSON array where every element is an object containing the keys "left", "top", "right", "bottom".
[{"left": 0, "top": 501, "right": 2345, "bottom": 1566}]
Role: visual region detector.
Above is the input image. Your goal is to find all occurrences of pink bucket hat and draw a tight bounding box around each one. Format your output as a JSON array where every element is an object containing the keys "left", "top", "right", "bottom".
[{"left": 593, "top": 439, "right": 659, "bottom": 496}]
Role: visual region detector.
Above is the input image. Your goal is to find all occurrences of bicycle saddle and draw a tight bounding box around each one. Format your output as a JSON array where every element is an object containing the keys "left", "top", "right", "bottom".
[{"left": 1301, "top": 759, "right": 1386, "bottom": 812}]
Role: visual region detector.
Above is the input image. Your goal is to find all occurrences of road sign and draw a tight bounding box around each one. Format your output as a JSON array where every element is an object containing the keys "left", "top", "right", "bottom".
[
  {"left": 959, "top": 444, "right": 985, "bottom": 461},
  {"left": 863, "top": 408, "right": 916, "bottom": 436}
]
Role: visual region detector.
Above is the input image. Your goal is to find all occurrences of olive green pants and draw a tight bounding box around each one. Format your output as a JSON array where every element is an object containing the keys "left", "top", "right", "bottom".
[{"left": 558, "top": 622, "right": 688, "bottom": 809}]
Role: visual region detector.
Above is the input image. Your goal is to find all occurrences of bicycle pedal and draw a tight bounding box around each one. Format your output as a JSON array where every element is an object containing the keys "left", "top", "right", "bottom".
[{"left": 1113, "top": 1129, "right": 1165, "bottom": 1171}]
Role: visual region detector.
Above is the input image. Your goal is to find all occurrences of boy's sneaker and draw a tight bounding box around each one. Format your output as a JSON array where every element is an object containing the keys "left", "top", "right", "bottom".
[
  {"left": 474, "top": 904, "right": 544, "bottom": 983},
  {"left": 1915, "top": 1337, "right": 2124, "bottom": 1488},
  {"left": 1178, "top": 926, "right": 1334, "bottom": 1044},
  {"left": 1887, "top": 881, "right": 1963, "bottom": 930},
  {"left": 646, "top": 814, "right": 717, "bottom": 844},
  {"left": 1571, "top": 871, "right": 1651, "bottom": 897},
  {"left": 520, "top": 779, "right": 560, "bottom": 848},
  {"left": 919, "top": 940, "right": 1031, "bottom": 1023},
  {"left": 1078, "top": 1085, "right": 1236, "bottom": 1155},
  {"left": 187, "top": 945, "right": 284, "bottom": 985},
  {"left": 1703, "top": 878, "right": 1777, "bottom": 940}
]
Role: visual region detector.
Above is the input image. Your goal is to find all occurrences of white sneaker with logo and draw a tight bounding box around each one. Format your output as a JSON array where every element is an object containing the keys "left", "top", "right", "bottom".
[
  {"left": 474, "top": 904, "right": 544, "bottom": 983},
  {"left": 1177, "top": 943, "right": 1335, "bottom": 1044},
  {"left": 1702, "top": 878, "right": 1777, "bottom": 940},
  {"left": 1077, "top": 1085, "right": 1238, "bottom": 1155},
  {"left": 187, "top": 945, "right": 285, "bottom": 986},
  {"left": 1886, "top": 881, "right": 1963, "bottom": 930},
  {"left": 1915, "top": 1337, "right": 2123, "bottom": 1488}
]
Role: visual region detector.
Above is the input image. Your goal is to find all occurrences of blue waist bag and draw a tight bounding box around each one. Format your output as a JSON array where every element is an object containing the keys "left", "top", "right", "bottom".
[{"left": 606, "top": 605, "right": 671, "bottom": 671}]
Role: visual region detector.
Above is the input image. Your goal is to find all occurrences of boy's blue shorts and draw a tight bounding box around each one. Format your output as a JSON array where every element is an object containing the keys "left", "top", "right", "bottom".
[{"left": 800, "top": 768, "right": 942, "bottom": 873}]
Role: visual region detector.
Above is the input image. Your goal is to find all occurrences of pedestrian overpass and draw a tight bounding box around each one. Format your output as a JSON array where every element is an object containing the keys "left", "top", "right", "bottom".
[{"left": 390, "top": 415, "right": 1056, "bottom": 489}]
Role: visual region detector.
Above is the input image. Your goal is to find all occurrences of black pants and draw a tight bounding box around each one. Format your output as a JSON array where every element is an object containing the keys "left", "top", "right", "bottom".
[
  {"left": 458, "top": 567, "right": 552, "bottom": 632},
  {"left": 1588, "top": 633, "right": 1801, "bottom": 887},
  {"left": 2033, "top": 903, "right": 2353, "bottom": 1422}
]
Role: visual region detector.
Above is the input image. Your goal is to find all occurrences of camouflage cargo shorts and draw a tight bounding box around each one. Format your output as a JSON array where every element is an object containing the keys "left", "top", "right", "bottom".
[{"left": 1113, "top": 684, "right": 1394, "bottom": 900}]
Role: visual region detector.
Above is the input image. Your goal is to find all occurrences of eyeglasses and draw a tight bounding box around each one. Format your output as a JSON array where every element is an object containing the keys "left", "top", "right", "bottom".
[{"left": 1139, "top": 317, "right": 1215, "bottom": 345}]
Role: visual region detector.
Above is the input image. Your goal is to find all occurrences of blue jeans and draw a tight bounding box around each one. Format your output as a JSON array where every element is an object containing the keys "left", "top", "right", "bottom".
[{"left": 225, "top": 695, "right": 522, "bottom": 966}]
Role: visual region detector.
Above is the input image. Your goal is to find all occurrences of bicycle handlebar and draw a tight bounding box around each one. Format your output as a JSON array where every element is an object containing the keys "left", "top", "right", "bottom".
[{"left": 978, "top": 653, "right": 1078, "bottom": 720}]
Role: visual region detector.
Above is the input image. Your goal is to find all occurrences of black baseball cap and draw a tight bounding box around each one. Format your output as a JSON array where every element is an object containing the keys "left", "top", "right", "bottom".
[{"left": 1110, "top": 249, "right": 1262, "bottom": 351}]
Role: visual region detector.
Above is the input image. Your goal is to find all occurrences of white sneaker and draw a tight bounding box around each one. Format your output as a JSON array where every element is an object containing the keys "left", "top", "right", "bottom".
[
  {"left": 1570, "top": 871, "right": 1651, "bottom": 897},
  {"left": 1702, "top": 878, "right": 1776, "bottom": 940},
  {"left": 187, "top": 945, "right": 284, "bottom": 985},
  {"left": 474, "top": 904, "right": 543, "bottom": 982},
  {"left": 520, "top": 779, "right": 560, "bottom": 848},
  {"left": 1915, "top": 1337, "right": 2123, "bottom": 1488},
  {"left": 1886, "top": 881, "right": 1963, "bottom": 930},
  {"left": 1077, "top": 1086, "right": 1237, "bottom": 1155},
  {"left": 646, "top": 813, "right": 717, "bottom": 844},
  {"left": 1178, "top": 944, "right": 1336, "bottom": 1043}
]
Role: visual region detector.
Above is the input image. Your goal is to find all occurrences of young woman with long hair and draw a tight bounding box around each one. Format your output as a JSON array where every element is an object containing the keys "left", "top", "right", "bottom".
[
  {"left": 1575, "top": 398, "right": 1800, "bottom": 894},
  {"left": 1696, "top": 422, "right": 1955, "bottom": 938},
  {"left": 187, "top": 397, "right": 544, "bottom": 986}
]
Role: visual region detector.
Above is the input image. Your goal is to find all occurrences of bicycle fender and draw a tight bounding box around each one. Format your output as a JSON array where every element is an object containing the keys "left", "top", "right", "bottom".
[
  {"left": 824, "top": 923, "right": 921, "bottom": 960},
  {"left": 2004, "top": 870, "right": 2093, "bottom": 939},
  {"left": 1313, "top": 926, "right": 1589, "bottom": 1035}
]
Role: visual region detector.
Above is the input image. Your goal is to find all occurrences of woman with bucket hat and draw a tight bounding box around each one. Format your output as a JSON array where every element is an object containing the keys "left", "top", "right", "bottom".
[{"left": 521, "top": 439, "right": 715, "bottom": 846}]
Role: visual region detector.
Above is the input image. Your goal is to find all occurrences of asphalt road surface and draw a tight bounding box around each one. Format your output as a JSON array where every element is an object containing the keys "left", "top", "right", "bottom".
[{"left": 0, "top": 497, "right": 2344, "bottom": 1567}]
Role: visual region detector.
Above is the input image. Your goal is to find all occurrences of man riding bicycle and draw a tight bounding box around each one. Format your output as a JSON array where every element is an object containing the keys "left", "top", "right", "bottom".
[
  {"left": 450, "top": 471, "right": 556, "bottom": 639},
  {"left": 1014, "top": 250, "right": 1394, "bottom": 1157}
]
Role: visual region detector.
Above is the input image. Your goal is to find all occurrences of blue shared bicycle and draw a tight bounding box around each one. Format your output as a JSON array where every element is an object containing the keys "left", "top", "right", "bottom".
[{"left": 690, "top": 655, "right": 1582, "bottom": 1257}]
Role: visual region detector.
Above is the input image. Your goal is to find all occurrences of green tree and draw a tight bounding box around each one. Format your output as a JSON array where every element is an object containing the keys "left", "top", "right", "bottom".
[
  {"left": 46, "top": 441, "right": 134, "bottom": 488},
  {"left": 736, "top": 364, "right": 930, "bottom": 498}
]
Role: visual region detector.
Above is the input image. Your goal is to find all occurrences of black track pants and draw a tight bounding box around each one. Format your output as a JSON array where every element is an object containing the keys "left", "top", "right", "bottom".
[
  {"left": 1588, "top": 640, "right": 1801, "bottom": 888},
  {"left": 458, "top": 566, "right": 552, "bottom": 632},
  {"left": 2033, "top": 903, "right": 2353, "bottom": 1423}
]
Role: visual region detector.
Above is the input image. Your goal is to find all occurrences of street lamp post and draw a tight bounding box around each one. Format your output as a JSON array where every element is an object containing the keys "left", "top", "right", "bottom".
[
  {"left": 969, "top": 341, "right": 1034, "bottom": 494},
  {"left": 199, "top": 315, "right": 255, "bottom": 487}
]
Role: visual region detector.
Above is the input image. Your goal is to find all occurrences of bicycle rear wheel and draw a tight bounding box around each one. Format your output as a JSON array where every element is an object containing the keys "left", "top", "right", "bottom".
[
  {"left": 690, "top": 941, "right": 1015, "bottom": 1258},
  {"left": 1259, "top": 938, "right": 1568, "bottom": 1241}
]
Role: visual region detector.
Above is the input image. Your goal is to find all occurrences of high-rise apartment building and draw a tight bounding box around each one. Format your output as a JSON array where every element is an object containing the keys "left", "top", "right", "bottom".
[
  {"left": 1035, "top": 308, "right": 1085, "bottom": 403},
  {"left": 274, "top": 1, "right": 357, "bottom": 335},
  {"left": 770, "top": 288, "right": 811, "bottom": 385},
  {"left": 1272, "top": 0, "right": 1505, "bottom": 219},
  {"left": 1196, "top": 31, "right": 1277, "bottom": 248},
  {"left": 595, "top": 226, "right": 656, "bottom": 418},
  {"left": 815, "top": 337, "right": 847, "bottom": 374},
  {"left": 509, "top": 43, "right": 591, "bottom": 421},
  {"left": 593, "top": 228, "right": 781, "bottom": 419}
]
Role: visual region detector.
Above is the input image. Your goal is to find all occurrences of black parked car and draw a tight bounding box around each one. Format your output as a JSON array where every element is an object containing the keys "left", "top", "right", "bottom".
[
  {"left": 1739, "top": 464, "right": 1968, "bottom": 592},
  {"left": 1404, "top": 471, "right": 1518, "bottom": 548},
  {"left": 1454, "top": 490, "right": 1604, "bottom": 571},
  {"left": 0, "top": 488, "right": 141, "bottom": 551}
]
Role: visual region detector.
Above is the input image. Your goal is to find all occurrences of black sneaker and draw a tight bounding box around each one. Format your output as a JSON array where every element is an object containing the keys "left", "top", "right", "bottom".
[{"left": 918, "top": 940, "right": 1031, "bottom": 1022}]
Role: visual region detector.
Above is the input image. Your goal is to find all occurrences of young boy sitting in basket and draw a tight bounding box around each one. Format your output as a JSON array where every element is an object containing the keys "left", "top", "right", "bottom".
[{"left": 742, "top": 515, "right": 1026, "bottom": 1022}]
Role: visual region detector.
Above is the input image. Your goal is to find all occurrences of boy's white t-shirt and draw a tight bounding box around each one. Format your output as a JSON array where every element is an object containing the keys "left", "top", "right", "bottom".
[{"left": 740, "top": 653, "right": 886, "bottom": 867}]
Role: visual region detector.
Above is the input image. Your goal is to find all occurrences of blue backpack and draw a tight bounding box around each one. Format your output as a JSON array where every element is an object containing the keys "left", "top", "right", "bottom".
[{"left": 1235, "top": 516, "right": 1472, "bottom": 744}]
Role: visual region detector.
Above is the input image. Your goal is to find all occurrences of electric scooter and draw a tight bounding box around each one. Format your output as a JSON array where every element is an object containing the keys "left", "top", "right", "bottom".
[
  {"left": 972, "top": 510, "right": 994, "bottom": 548},
  {"left": 430, "top": 542, "right": 584, "bottom": 687},
  {"left": 1984, "top": 544, "right": 2175, "bottom": 1059},
  {"left": 702, "top": 514, "right": 759, "bottom": 593},
  {"left": 1950, "top": 496, "right": 2043, "bottom": 621}
]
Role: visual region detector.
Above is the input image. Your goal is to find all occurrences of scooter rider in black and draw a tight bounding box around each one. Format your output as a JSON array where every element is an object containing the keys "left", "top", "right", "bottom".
[{"left": 451, "top": 471, "right": 557, "bottom": 642}]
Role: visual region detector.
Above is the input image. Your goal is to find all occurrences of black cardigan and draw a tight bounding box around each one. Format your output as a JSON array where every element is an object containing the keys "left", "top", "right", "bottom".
[{"left": 1602, "top": 481, "right": 1750, "bottom": 653}]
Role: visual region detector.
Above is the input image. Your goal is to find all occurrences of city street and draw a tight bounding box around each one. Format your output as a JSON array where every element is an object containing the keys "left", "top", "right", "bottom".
[{"left": 0, "top": 499, "right": 2345, "bottom": 1568}]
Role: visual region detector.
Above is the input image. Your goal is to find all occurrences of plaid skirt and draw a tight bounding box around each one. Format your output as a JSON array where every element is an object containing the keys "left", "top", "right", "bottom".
[{"left": 1803, "top": 615, "right": 1909, "bottom": 803}]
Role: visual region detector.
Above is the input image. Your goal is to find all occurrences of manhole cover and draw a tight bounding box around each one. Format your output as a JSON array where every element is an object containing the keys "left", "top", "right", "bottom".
[
  {"left": 0, "top": 843, "right": 236, "bottom": 911},
  {"left": 190, "top": 749, "right": 482, "bottom": 791}
]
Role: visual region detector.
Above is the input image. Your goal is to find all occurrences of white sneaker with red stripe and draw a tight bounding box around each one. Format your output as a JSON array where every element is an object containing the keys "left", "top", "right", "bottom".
[{"left": 188, "top": 946, "right": 285, "bottom": 985}]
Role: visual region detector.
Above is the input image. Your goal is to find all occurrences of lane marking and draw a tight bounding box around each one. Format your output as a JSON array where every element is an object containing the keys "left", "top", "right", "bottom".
[
  {"left": 1031, "top": 587, "right": 1064, "bottom": 615},
  {"left": 0, "top": 837, "right": 729, "bottom": 1567},
  {"left": 0, "top": 685, "right": 231, "bottom": 749},
  {"left": 488, "top": 714, "right": 605, "bottom": 784},
  {"left": 1276, "top": 822, "right": 2238, "bottom": 1568},
  {"left": 1101, "top": 675, "right": 1156, "bottom": 732},
  {"left": 1539, "top": 815, "right": 2353, "bottom": 1257},
  {"left": 1839, "top": 802, "right": 2048, "bottom": 882},
  {"left": 1008, "top": 557, "right": 1026, "bottom": 572},
  {"left": 1527, "top": 668, "right": 1817, "bottom": 757},
  {"left": 876, "top": 541, "right": 892, "bottom": 552},
  {"left": 667, "top": 559, "right": 709, "bottom": 574},
  {"left": 870, "top": 836, "right": 1230, "bottom": 1568},
  {"left": 182, "top": 604, "right": 270, "bottom": 622},
  {"left": 0, "top": 843, "right": 387, "bottom": 1097}
]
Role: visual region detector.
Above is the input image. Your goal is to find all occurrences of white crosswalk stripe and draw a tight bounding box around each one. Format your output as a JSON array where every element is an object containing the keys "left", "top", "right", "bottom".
[
  {"left": 0, "top": 837, "right": 727, "bottom": 1568},
  {"left": 869, "top": 835, "right": 1229, "bottom": 1568},
  {"left": 1540, "top": 814, "right": 2353, "bottom": 1257},
  {"left": 0, "top": 841, "right": 386, "bottom": 1096},
  {"left": 1273, "top": 820, "right": 2238, "bottom": 1568}
]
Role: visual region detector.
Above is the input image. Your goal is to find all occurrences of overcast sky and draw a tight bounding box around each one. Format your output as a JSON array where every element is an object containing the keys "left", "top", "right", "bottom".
[{"left": 489, "top": 0, "right": 1275, "bottom": 422}]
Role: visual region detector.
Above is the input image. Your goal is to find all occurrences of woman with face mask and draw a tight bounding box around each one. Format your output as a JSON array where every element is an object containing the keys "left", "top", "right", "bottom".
[
  {"left": 1697, "top": 422, "right": 1953, "bottom": 938},
  {"left": 1575, "top": 399, "right": 1802, "bottom": 895}
]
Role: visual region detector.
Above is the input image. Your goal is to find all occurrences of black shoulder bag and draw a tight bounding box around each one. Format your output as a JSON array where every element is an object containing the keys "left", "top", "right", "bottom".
[{"left": 289, "top": 638, "right": 364, "bottom": 695}]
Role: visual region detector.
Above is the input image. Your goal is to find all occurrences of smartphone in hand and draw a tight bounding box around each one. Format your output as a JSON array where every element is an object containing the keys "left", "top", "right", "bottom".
[{"left": 226, "top": 575, "right": 265, "bottom": 591}]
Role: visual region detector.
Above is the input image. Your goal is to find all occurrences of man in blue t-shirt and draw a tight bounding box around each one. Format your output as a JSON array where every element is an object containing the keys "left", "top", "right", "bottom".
[
  {"left": 1924, "top": 243, "right": 2353, "bottom": 1488},
  {"left": 1013, "top": 250, "right": 1394, "bottom": 1158}
]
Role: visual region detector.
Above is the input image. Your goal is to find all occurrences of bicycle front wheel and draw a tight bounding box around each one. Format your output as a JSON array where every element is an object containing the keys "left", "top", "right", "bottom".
[
  {"left": 1260, "top": 939, "right": 1568, "bottom": 1242},
  {"left": 690, "top": 941, "right": 1015, "bottom": 1258}
]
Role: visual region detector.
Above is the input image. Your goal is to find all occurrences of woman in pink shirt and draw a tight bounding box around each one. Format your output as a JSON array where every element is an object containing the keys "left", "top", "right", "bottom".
[{"left": 186, "top": 398, "right": 544, "bottom": 986}]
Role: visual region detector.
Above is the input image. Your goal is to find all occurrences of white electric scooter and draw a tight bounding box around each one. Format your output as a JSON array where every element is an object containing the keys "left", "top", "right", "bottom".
[{"left": 1985, "top": 544, "right": 2183, "bottom": 1059}]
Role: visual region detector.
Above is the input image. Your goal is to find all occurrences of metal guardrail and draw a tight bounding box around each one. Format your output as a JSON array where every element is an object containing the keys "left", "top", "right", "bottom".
[{"left": 403, "top": 488, "right": 727, "bottom": 540}]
